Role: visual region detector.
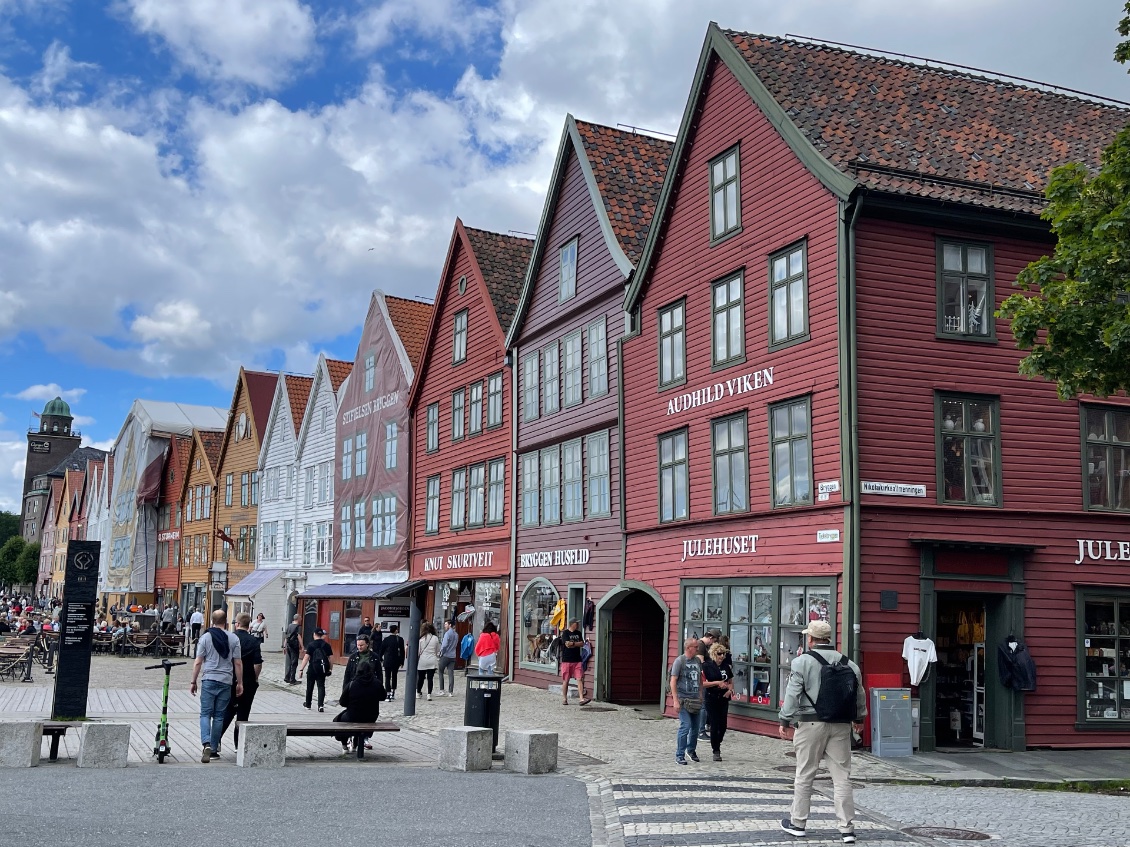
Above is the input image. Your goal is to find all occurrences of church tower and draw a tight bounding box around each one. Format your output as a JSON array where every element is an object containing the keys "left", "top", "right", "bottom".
[{"left": 20, "top": 396, "right": 82, "bottom": 541}]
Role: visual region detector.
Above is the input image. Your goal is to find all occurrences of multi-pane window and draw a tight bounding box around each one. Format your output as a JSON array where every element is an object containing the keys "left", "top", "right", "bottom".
[
  {"left": 659, "top": 301, "right": 685, "bottom": 387},
  {"left": 302, "top": 524, "right": 313, "bottom": 564},
  {"left": 203, "top": 485, "right": 211, "bottom": 519},
  {"left": 340, "top": 505, "right": 351, "bottom": 552},
  {"left": 487, "top": 459, "right": 505, "bottom": 525},
  {"left": 542, "top": 343, "right": 560, "bottom": 414},
  {"left": 659, "top": 429, "right": 689, "bottom": 522},
  {"left": 241, "top": 473, "right": 250, "bottom": 507},
  {"left": 938, "top": 395, "right": 999, "bottom": 506},
  {"left": 487, "top": 373, "right": 504, "bottom": 428},
  {"left": 771, "top": 398, "right": 812, "bottom": 507},
  {"left": 451, "top": 468, "right": 467, "bottom": 529},
  {"left": 355, "top": 432, "right": 367, "bottom": 477},
  {"left": 354, "top": 500, "right": 366, "bottom": 549},
  {"left": 425, "top": 476, "right": 440, "bottom": 534},
  {"left": 453, "top": 309, "right": 468, "bottom": 363},
  {"left": 304, "top": 467, "right": 314, "bottom": 508},
  {"left": 713, "top": 274, "right": 744, "bottom": 365},
  {"left": 452, "top": 390, "right": 465, "bottom": 441},
  {"left": 521, "top": 453, "right": 539, "bottom": 526},
  {"left": 384, "top": 421, "right": 398, "bottom": 469},
  {"left": 1080, "top": 596, "right": 1130, "bottom": 721},
  {"left": 559, "top": 238, "right": 578, "bottom": 301},
  {"left": 939, "top": 240, "right": 993, "bottom": 339},
  {"left": 372, "top": 494, "right": 396, "bottom": 547},
  {"left": 194, "top": 485, "right": 203, "bottom": 521},
  {"left": 1084, "top": 406, "right": 1130, "bottom": 511},
  {"left": 771, "top": 244, "right": 808, "bottom": 346},
  {"left": 318, "top": 461, "right": 331, "bottom": 503},
  {"left": 225, "top": 474, "right": 233, "bottom": 506},
  {"left": 586, "top": 430, "right": 610, "bottom": 517},
  {"left": 588, "top": 319, "right": 608, "bottom": 397},
  {"left": 238, "top": 526, "right": 248, "bottom": 561},
  {"left": 342, "top": 437, "right": 353, "bottom": 480},
  {"left": 563, "top": 439, "right": 583, "bottom": 522},
  {"left": 468, "top": 382, "right": 483, "bottom": 435},
  {"left": 261, "top": 522, "right": 278, "bottom": 560},
  {"left": 222, "top": 525, "right": 231, "bottom": 561},
  {"left": 710, "top": 146, "right": 740, "bottom": 239},
  {"left": 251, "top": 472, "right": 259, "bottom": 506},
  {"left": 364, "top": 352, "right": 376, "bottom": 392},
  {"left": 563, "top": 332, "right": 582, "bottom": 407},
  {"left": 282, "top": 520, "right": 293, "bottom": 559},
  {"left": 541, "top": 447, "right": 561, "bottom": 525},
  {"left": 249, "top": 526, "right": 258, "bottom": 563},
  {"left": 317, "top": 522, "right": 330, "bottom": 564},
  {"left": 426, "top": 403, "right": 439, "bottom": 452},
  {"left": 713, "top": 414, "right": 748, "bottom": 514},
  {"left": 468, "top": 463, "right": 486, "bottom": 527},
  {"left": 522, "top": 353, "right": 539, "bottom": 421}
]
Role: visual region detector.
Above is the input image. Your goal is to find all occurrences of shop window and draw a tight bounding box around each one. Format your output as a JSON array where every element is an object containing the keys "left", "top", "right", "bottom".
[
  {"left": 372, "top": 493, "right": 396, "bottom": 547},
  {"left": 468, "top": 382, "right": 483, "bottom": 435},
  {"left": 521, "top": 452, "right": 539, "bottom": 527},
  {"left": 683, "top": 581, "right": 833, "bottom": 710},
  {"left": 468, "top": 463, "right": 486, "bottom": 527},
  {"left": 586, "top": 430, "right": 610, "bottom": 517},
  {"left": 541, "top": 446, "right": 561, "bottom": 525},
  {"left": 658, "top": 301, "right": 685, "bottom": 388},
  {"left": 712, "top": 413, "right": 748, "bottom": 515},
  {"left": 452, "top": 390, "right": 465, "bottom": 441},
  {"left": 344, "top": 600, "right": 362, "bottom": 655},
  {"left": 1080, "top": 595, "right": 1130, "bottom": 722},
  {"left": 425, "top": 476, "right": 440, "bottom": 534},
  {"left": 563, "top": 331, "right": 583, "bottom": 407},
  {"left": 712, "top": 273, "right": 744, "bottom": 365},
  {"left": 562, "top": 439, "right": 583, "bottom": 522},
  {"left": 542, "top": 342, "right": 560, "bottom": 414},
  {"left": 426, "top": 403, "right": 439, "bottom": 452},
  {"left": 770, "top": 397, "right": 812, "bottom": 507},
  {"left": 559, "top": 238, "right": 578, "bottom": 301},
  {"left": 487, "top": 458, "right": 505, "bottom": 525},
  {"left": 659, "top": 429, "right": 688, "bottom": 523},
  {"left": 938, "top": 239, "right": 994, "bottom": 340},
  {"left": 1083, "top": 406, "right": 1130, "bottom": 512},
  {"left": 522, "top": 353, "right": 539, "bottom": 421},
  {"left": 587, "top": 318, "right": 608, "bottom": 397},
  {"left": 487, "top": 372, "right": 504, "bottom": 428},
  {"left": 770, "top": 242, "right": 808, "bottom": 348},
  {"left": 451, "top": 468, "right": 466, "bottom": 529},
  {"left": 453, "top": 309, "right": 468, "bottom": 363},
  {"left": 937, "top": 394, "right": 1000, "bottom": 506},
  {"left": 521, "top": 579, "right": 561, "bottom": 670},
  {"left": 709, "top": 145, "right": 740, "bottom": 241}
]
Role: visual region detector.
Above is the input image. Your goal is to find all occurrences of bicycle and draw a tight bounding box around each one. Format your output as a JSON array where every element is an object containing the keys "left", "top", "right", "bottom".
[{"left": 145, "top": 658, "right": 187, "bottom": 762}]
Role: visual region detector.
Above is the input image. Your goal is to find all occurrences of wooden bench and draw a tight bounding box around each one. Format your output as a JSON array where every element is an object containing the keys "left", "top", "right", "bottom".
[
  {"left": 242, "top": 721, "right": 400, "bottom": 760},
  {"left": 42, "top": 721, "right": 72, "bottom": 761}
]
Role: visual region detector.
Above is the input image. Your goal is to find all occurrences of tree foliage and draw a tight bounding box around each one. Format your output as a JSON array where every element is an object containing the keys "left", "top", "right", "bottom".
[
  {"left": 0, "top": 536, "right": 27, "bottom": 586},
  {"left": 15, "top": 542, "right": 40, "bottom": 587},
  {"left": 998, "top": 126, "right": 1130, "bottom": 399},
  {"left": 0, "top": 511, "right": 19, "bottom": 550},
  {"left": 1116, "top": 2, "right": 1130, "bottom": 66}
]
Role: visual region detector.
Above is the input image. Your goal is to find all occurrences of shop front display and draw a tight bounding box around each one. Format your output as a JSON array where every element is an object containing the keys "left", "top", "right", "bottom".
[{"left": 1080, "top": 593, "right": 1130, "bottom": 722}]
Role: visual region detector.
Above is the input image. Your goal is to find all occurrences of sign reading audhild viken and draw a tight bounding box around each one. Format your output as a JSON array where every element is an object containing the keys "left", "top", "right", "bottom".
[{"left": 666, "top": 368, "right": 774, "bottom": 416}]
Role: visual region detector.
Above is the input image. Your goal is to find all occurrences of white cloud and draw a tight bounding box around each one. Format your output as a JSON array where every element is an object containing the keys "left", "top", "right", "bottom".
[
  {"left": 80, "top": 436, "right": 114, "bottom": 452},
  {"left": 6, "top": 384, "right": 86, "bottom": 403},
  {"left": 33, "top": 40, "right": 98, "bottom": 97},
  {"left": 71, "top": 414, "right": 95, "bottom": 426},
  {"left": 0, "top": 437, "right": 25, "bottom": 513},
  {"left": 354, "top": 0, "right": 500, "bottom": 55},
  {"left": 123, "top": 0, "right": 316, "bottom": 89}
]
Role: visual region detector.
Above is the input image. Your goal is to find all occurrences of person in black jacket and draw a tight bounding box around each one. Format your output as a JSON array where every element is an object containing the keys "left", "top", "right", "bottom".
[
  {"left": 342, "top": 633, "right": 382, "bottom": 695},
  {"left": 380, "top": 624, "right": 405, "bottom": 701},
  {"left": 221, "top": 613, "right": 264, "bottom": 750},
  {"left": 334, "top": 660, "right": 385, "bottom": 754},
  {"left": 297, "top": 628, "right": 334, "bottom": 711}
]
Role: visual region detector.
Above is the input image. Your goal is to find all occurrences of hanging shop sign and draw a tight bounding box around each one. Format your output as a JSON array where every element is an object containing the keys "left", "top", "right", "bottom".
[
  {"left": 680, "top": 534, "right": 759, "bottom": 563},
  {"left": 665, "top": 368, "right": 775, "bottom": 416},
  {"left": 157, "top": 529, "right": 181, "bottom": 542},
  {"left": 518, "top": 548, "right": 590, "bottom": 568},
  {"left": 1074, "top": 539, "right": 1130, "bottom": 565},
  {"left": 861, "top": 481, "right": 927, "bottom": 497}
]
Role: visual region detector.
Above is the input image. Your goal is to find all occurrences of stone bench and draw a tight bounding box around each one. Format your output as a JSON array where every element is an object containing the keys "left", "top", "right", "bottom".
[
  {"left": 234, "top": 720, "right": 400, "bottom": 766},
  {"left": 504, "top": 729, "right": 558, "bottom": 774},
  {"left": 439, "top": 726, "right": 493, "bottom": 772},
  {"left": 77, "top": 723, "right": 130, "bottom": 768},
  {"left": 0, "top": 721, "right": 42, "bottom": 768}
]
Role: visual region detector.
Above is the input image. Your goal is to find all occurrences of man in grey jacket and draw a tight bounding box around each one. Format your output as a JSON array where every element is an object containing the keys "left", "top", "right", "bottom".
[{"left": 778, "top": 620, "right": 866, "bottom": 844}]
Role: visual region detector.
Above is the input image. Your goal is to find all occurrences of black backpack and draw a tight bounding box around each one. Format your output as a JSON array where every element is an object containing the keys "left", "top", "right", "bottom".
[{"left": 803, "top": 650, "right": 858, "bottom": 723}]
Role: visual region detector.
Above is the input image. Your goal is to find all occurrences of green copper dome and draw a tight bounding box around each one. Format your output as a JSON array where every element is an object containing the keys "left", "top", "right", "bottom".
[{"left": 42, "top": 396, "right": 72, "bottom": 418}]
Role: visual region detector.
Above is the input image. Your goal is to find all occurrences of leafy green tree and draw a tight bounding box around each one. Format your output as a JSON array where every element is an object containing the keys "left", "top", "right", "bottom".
[
  {"left": 1116, "top": 2, "right": 1130, "bottom": 65},
  {"left": 15, "top": 542, "right": 40, "bottom": 587},
  {"left": 0, "top": 511, "right": 19, "bottom": 550},
  {"left": 0, "top": 535, "right": 27, "bottom": 587}
]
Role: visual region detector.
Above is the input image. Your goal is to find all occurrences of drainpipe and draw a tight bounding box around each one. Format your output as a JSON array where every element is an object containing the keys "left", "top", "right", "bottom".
[
  {"left": 507, "top": 349, "right": 518, "bottom": 682},
  {"left": 846, "top": 194, "right": 864, "bottom": 665}
]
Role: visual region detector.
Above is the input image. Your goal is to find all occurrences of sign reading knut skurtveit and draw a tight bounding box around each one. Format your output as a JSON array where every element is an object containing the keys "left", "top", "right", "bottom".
[
  {"left": 423, "top": 550, "right": 497, "bottom": 572},
  {"left": 53, "top": 540, "right": 100, "bottom": 720}
]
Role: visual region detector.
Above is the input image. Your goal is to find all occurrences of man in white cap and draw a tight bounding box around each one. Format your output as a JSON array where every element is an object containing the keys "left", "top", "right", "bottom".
[{"left": 778, "top": 619, "right": 866, "bottom": 845}]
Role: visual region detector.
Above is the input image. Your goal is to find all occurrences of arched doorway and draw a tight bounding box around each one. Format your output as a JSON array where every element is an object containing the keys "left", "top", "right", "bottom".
[{"left": 598, "top": 584, "right": 666, "bottom": 705}]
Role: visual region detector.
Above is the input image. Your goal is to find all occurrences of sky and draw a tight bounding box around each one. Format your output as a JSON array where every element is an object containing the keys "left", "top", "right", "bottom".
[{"left": 0, "top": 0, "right": 1127, "bottom": 514}]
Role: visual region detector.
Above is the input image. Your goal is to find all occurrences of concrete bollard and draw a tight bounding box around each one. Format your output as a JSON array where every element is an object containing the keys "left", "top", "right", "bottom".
[
  {"left": 438, "top": 726, "right": 493, "bottom": 772},
  {"left": 0, "top": 722, "right": 42, "bottom": 768},
  {"left": 504, "top": 729, "right": 558, "bottom": 774},
  {"left": 77, "top": 723, "right": 130, "bottom": 768},
  {"left": 236, "top": 723, "right": 287, "bottom": 768}
]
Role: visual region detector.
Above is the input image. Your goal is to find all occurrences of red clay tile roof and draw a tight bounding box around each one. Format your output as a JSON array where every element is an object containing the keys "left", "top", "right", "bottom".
[
  {"left": 463, "top": 227, "right": 534, "bottom": 333},
  {"left": 284, "top": 375, "right": 314, "bottom": 437},
  {"left": 243, "top": 370, "right": 279, "bottom": 444},
  {"left": 574, "top": 121, "right": 672, "bottom": 263},
  {"left": 198, "top": 430, "right": 224, "bottom": 473},
  {"left": 326, "top": 359, "right": 353, "bottom": 392},
  {"left": 724, "top": 31, "right": 1130, "bottom": 215},
  {"left": 385, "top": 295, "right": 434, "bottom": 371},
  {"left": 173, "top": 435, "right": 192, "bottom": 479}
]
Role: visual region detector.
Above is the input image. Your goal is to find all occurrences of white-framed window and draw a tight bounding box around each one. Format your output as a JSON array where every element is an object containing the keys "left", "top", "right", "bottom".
[
  {"left": 563, "top": 439, "right": 583, "bottom": 522},
  {"left": 302, "top": 523, "right": 313, "bottom": 564},
  {"left": 425, "top": 475, "right": 440, "bottom": 534},
  {"left": 261, "top": 521, "right": 278, "bottom": 560},
  {"left": 372, "top": 493, "right": 396, "bottom": 547},
  {"left": 385, "top": 421, "right": 398, "bottom": 470},
  {"left": 287, "top": 465, "right": 296, "bottom": 499},
  {"left": 468, "top": 382, "right": 483, "bottom": 435},
  {"left": 282, "top": 520, "right": 293, "bottom": 559},
  {"left": 559, "top": 238, "right": 578, "bottom": 301},
  {"left": 317, "top": 521, "right": 330, "bottom": 564},
  {"left": 587, "top": 318, "right": 608, "bottom": 397},
  {"left": 522, "top": 353, "right": 539, "bottom": 421},
  {"left": 587, "top": 430, "right": 611, "bottom": 517},
  {"left": 563, "top": 331, "right": 582, "bottom": 407},
  {"left": 521, "top": 452, "right": 539, "bottom": 527},
  {"left": 487, "top": 372, "right": 504, "bottom": 428},
  {"left": 541, "top": 446, "right": 561, "bottom": 525},
  {"left": 342, "top": 437, "right": 353, "bottom": 480},
  {"left": 710, "top": 145, "right": 740, "bottom": 240},
  {"left": 468, "top": 463, "right": 486, "bottom": 527},
  {"left": 542, "top": 342, "right": 559, "bottom": 414},
  {"left": 659, "top": 301, "right": 686, "bottom": 387},
  {"left": 364, "top": 352, "right": 376, "bottom": 392},
  {"left": 451, "top": 468, "right": 467, "bottom": 529},
  {"left": 355, "top": 432, "right": 367, "bottom": 477},
  {"left": 426, "top": 403, "right": 439, "bottom": 452},
  {"left": 453, "top": 309, "right": 468, "bottom": 363},
  {"left": 340, "top": 504, "right": 351, "bottom": 552},
  {"left": 488, "top": 458, "right": 505, "bottom": 525},
  {"left": 304, "top": 467, "right": 314, "bottom": 508},
  {"left": 354, "top": 500, "right": 366, "bottom": 549},
  {"left": 320, "top": 407, "right": 328, "bottom": 433},
  {"left": 452, "top": 389, "right": 465, "bottom": 441},
  {"left": 203, "top": 485, "right": 212, "bottom": 519},
  {"left": 318, "top": 461, "right": 331, "bottom": 504}
]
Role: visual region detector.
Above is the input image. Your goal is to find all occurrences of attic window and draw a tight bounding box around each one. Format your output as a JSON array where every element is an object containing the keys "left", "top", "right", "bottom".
[{"left": 458, "top": 275, "right": 467, "bottom": 295}]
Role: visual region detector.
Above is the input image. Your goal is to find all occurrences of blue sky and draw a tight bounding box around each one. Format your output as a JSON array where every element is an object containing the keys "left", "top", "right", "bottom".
[{"left": 0, "top": 0, "right": 1127, "bottom": 511}]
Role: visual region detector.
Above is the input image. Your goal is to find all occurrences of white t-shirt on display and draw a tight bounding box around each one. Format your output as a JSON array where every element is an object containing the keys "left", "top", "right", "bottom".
[{"left": 902, "top": 636, "right": 937, "bottom": 686}]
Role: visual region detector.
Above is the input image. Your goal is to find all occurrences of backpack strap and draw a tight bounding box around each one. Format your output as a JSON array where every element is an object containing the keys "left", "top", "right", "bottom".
[{"left": 800, "top": 650, "right": 830, "bottom": 710}]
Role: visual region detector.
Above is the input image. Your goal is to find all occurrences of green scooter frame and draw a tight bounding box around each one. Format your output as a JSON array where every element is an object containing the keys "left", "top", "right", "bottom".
[{"left": 145, "top": 659, "right": 186, "bottom": 762}]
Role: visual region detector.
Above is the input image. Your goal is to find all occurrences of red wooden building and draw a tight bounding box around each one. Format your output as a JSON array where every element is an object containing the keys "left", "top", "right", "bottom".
[
  {"left": 408, "top": 222, "right": 532, "bottom": 673},
  {"left": 154, "top": 435, "right": 191, "bottom": 610},
  {"left": 505, "top": 117, "right": 670, "bottom": 700},
  {"left": 621, "top": 25, "right": 1130, "bottom": 749}
]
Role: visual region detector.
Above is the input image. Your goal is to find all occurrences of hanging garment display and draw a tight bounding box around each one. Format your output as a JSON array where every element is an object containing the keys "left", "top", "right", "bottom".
[
  {"left": 902, "top": 634, "right": 938, "bottom": 685},
  {"left": 997, "top": 638, "right": 1037, "bottom": 691}
]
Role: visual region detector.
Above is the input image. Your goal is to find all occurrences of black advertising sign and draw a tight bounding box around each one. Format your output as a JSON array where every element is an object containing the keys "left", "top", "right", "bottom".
[
  {"left": 52, "top": 540, "right": 99, "bottom": 720},
  {"left": 378, "top": 604, "right": 411, "bottom": 619}
]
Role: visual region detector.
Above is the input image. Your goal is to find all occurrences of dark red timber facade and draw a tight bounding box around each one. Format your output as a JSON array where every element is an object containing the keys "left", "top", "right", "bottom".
[
  {"left": 408, "top": 221, "right": 532, "bottom": 674},
  {"left": 507, "top": 117, "right": 670, "bottom": 699},
  {"left": 621, "top": 24, "right": 1130, "bottom": 749},
  {"left": 154, "top": 435, "right": 191, "bottom": 608}
]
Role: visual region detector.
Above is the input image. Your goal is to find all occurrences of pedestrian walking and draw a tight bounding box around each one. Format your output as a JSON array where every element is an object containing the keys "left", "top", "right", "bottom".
[
  {"left": 283, "top": 614, "right": 302, "bottom": 684},
  {"left": 340, "top": 631, "right": 382, "bottom": 750},
  {"left": 379, "top": 624, "right": 405, "bottom": 701},
  {"left": 697, "top": 628, "right": 720, "bottom": 739},
  {"left": 189, "top": 610, "right": 243, "bottom": 763},
  {"left": 669, "top": 637, "right": 703, "bottom": 765},
  {"left": 249, "top": 613, "right": 267, "bottom": 643},
  {"left": 334, "top": 661, "right": 385, "bottom": 754},
  {"left": 474, "top": 620, "right": 500, "bottom": 674},
  {"left": 221, "top": 613, "right": 263, "bottom": 750},
  {"left": 160, "top": 604, "right": 176, "bottom": 634},
  {"left": 358, "top": 616, "right": 374, "bottom": 641},
  {"left": 416, "top": 622, "right": 440, "bottom": 700},
  {"left": 702, "top": 641, "right": 733, "bottom": 761},
  {"left": 559, "top": 619, "right": 591, "bottom": 705},
  {"left": 437, "top": 619, "right": 458, "bottom": 696},
  {"left": 297, "top": 628, "right": 334, "bottom": 712},
  {"left": 189, "top": 607, "right": 204, "bottom": 643},
  {"left": 778, "top": 620, "right": 866, "bottom": 844}
]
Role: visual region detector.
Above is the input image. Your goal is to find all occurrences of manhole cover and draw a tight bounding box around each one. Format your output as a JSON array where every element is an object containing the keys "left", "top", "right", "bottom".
[{"left": 902, "top": 827, "right": 991, "bottom": 841}]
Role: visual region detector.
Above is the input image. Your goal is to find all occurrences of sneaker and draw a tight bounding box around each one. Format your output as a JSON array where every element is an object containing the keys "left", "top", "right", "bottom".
[
  {"left": 303, "top": 703, "right": 310, "bottom": 710},
  {"left": 698, "top": 730, "right": 709, "bottom": 739},
  {"left": 318, "top": 706, "right": 324, "bottom": 712},
  {"left": 201, "top": 745, "right": 212, "bottom": 764},
  {"left": 675, "top": 756, "right": 687, "bottom": 765},
  {"left": 841, "top": 833, "right": 856, "bottom": 845},
  {"left": 426, "top": 694, "right": 432, "bottom": 701},
  {"left": 712, "top": 752, "right": 722, "bottom": 762},
  {"left": 341, "top": 743, "right": 351, "bottom": 754},
  {"left": 780, "top": 819, "right": 806, "bottom": 838},
  {"left": 687, "top": 750, "right": 700, "bottom": 763}
]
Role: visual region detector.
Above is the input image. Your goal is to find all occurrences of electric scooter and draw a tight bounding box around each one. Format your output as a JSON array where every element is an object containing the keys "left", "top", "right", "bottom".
[{"left": 145, "top": 658, "right": 186, "bottom": 762}]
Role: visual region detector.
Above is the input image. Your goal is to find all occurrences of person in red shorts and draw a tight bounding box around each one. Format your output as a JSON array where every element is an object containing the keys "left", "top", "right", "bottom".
[{"left": 559, "top": 619, "right": 590, "bottom": 705}]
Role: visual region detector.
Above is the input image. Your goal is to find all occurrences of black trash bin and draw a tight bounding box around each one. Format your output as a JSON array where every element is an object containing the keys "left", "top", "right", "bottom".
[{"left": 464, "top": 671, "right": 503, "bottom": 749}]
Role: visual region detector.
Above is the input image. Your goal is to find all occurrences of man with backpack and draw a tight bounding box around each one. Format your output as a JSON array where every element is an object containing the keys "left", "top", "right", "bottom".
[{"left": 778, "top": 620, "right": 866, "bottom": 845}]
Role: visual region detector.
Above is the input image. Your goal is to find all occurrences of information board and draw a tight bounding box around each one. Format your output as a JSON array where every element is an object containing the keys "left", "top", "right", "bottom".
[{"left": 52, "top": 540, "right": 100, "bottom": 720}]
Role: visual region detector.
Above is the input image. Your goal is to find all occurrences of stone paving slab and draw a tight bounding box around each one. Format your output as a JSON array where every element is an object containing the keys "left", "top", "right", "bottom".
[{"left": 871, "top": 748, "right": 1130, "bottom": 784}]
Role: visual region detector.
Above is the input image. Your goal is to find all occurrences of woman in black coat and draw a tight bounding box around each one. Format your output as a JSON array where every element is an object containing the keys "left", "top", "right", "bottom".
[{"left": 334, "top": 661, "right": 386, "bottom": 754}]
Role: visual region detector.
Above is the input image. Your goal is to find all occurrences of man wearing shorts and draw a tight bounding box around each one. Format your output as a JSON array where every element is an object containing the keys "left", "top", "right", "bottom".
[{"left": 559, "top": 619, "right": 590, "bottom": 705}]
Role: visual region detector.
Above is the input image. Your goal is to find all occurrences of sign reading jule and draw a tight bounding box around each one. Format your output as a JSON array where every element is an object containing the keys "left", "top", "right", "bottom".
[{"left": 52, "top": 540, "right": 100, "bottom": 720}]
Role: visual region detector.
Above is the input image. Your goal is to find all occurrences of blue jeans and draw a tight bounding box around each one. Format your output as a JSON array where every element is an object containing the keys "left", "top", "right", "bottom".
[
  {"left": 199, "top": 679, "right": 232, "bottom": 750},
  {"left": 676, "top": 704, "right": 702, "bottom": 758}
]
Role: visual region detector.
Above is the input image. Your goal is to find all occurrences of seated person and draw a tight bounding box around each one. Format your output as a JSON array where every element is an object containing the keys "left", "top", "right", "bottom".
[{"left": 333, "top": 661, "right": 385, "bottom": 753}]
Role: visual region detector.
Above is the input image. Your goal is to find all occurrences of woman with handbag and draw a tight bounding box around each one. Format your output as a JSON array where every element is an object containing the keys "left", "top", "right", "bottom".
[
  {"left": 702, "top": 641, "right": 734, "bottom": 761},
  {"left": 416, "top": 622, "right": 441, "bottom": 700}
]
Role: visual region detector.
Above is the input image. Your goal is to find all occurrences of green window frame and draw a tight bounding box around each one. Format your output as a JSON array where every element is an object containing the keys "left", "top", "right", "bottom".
[
  {"left": 467, "top": 462, "right": 486, "bottom": 527},
  {"left": 487, "top": 458, "right": 505, "bottom": 525},
  {"left": 542, "top": 342, "right": 560, "bottom": 414},
  {"left": 1077, "top": 591, "right": 1130, "bottom": 724},
  {"left": 770, "top": 397, "right": 812, "bottom": 508},
  {"left": 562, "top": 438, "right": 583, "bottom": 522},
  {"left": 936, "top": 394, "right": 1001, "bottom": 506},
  {"left": 559, "top": 238, "right": 578, "bottom": 301},
  {"left": 520, "top": 452, "right": 539, "bottom": 527},
  {"left": 425, "top": 475, "right": 440, "bottom": 535},
  {"left": 450, "top": 467, "right": 467, "bottom": 530},
  {"left": 468, "top": 381, "right": 483, "bottom": 436},
  {"left": 486, "top": 372, "right": 504, "bottom": 428},
  {"left": 587, "top": 318, "right": 608, "bottom": 397},
  {"left": 541, "top": 446, "right": 561, "bottom": 525},
  {"left": 451, "top": 389, "right": 465, "bottom": 442},
  {"left": 659, "top": 428, "right": 689, "bottom": 523},
  {"left": 563, "top": 330, "right": 583, "bottom": 407},
  {"left": 586, "top": 430, "right": 610, "bottom": 518},
  {"left": 522, "top": 353, "right": 539, "bottom": 421},
  {"left": 709, "top": 145, "right": 740, "bottom": 241},
  {"left": 658, "top": 300, "right": 686, "bottom": 389},
  {"left": 1082, "top": 405, "right": 1130, "bottom": 512},
  {"left": 712, "top": 413, "right": 748, "bottom": 515},
  {"left": 937, "top": 239, "right": 995, "bottom": 341},
  {"left": 453, "top": 309, "right": 468, "bottom": 363},
  {"left": 769, "top": 241, "right": 808, "bottom": 348},
  {"left": 712, "top": 273, "right": 744, "bottom": 366},
  {"left": 426, "top": 403, "right": 439, "bottom": 453}
]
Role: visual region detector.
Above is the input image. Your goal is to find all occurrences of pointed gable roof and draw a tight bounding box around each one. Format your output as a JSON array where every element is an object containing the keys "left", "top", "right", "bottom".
[
  {"left": 244, "top": 370, "right": 279, "bottom": 444},
  {"left": 326, "top": 359, "right": 353, "bottom": 393},
  {"left": 462, "top": 226, "right": 534, "bottom": 335},
  {"left": 199, "top": 430, "right": 224, "bottom": 472},
  {"left": 384, "top": 296, "right": 433, "bottom": 372},
  {"left": 284, "top": 375, "right": 314, "bottom": 436}
]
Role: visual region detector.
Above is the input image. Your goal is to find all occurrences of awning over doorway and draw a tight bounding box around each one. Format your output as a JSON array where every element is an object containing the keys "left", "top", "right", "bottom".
[
  {"left": 225, "top": 568, "right": 286, "bottom": 598},
  {"left": 908, "top": 534, "right": 1044, "bottom": 551},
  {"left": 296, "top": 579, "right": 424, "bottom": 600}
]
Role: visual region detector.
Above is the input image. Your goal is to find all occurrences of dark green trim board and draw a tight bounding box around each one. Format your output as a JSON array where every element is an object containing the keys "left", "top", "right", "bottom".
[
  {"left": 934, "top": 236, "right": 997, "bottom": 343},
  {"left": 933, "top": 392, "right": 1003, "bottom": 508}
]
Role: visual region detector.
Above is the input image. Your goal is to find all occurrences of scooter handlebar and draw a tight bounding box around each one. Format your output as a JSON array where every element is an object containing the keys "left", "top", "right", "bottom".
[{"left": 144, "top": 660, "right": 188, "bottom": 670}]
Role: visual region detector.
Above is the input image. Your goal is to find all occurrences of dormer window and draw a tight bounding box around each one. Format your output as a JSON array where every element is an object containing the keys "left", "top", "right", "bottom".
[{"left": 559, "top": 238, "right": 578, "bottom": 301}]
